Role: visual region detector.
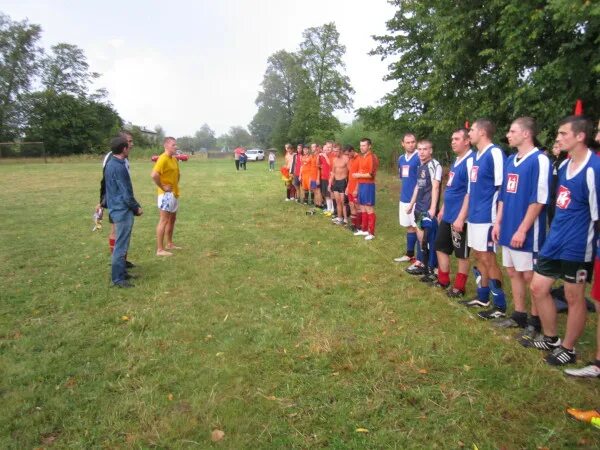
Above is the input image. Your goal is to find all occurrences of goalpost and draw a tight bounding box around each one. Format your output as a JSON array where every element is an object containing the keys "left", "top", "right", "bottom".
[{"left": 0, "top": 142, "right": 46, "bottom": 163}]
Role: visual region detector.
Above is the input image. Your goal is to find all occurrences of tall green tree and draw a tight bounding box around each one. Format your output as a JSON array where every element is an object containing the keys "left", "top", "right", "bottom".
[
  {"left": 194, "top": 123, "right": 216, "bottom": 149},
  {"left": 41, "top": 43, "right": 99, "bottom": 97},
  {"left": 364, "top": 0, "right": 600, "bottom": 146},
  {"left": 0, "top": 13, "right": 42, "bottom": 140},
  {"left": 299, "top": 22, "right": 354, "bottom": 114}
]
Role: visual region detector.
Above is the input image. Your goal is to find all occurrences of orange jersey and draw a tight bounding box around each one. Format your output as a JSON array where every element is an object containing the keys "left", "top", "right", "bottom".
[
  {"left": 347, "top": 156, "right": 360, "bottom": 193},
  {"left": 357, "top": 152, "right": 375, "bottom": 184}
]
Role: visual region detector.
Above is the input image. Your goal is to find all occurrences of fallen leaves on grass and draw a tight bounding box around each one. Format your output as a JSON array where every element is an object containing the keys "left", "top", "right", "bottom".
[
  {"left": 355, "top": 428, "right": 369, "bottom": 433},
  {"left": 418, "top": 369, "right": 428, "bottom": 374},
  {"left": 211, "top": 429, "right": 225, "bottom": 442},
  {"left": 167, "top": 393, "right": 174, "bottom": 401},
  {"left": 121, "top": 315, "right": 129, "bottom": 321}
]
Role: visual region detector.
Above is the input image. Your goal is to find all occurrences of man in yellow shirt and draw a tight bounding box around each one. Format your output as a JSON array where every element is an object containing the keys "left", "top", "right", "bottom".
[{"left": 151, "top": 137, "right": 181, "bottom": 256}]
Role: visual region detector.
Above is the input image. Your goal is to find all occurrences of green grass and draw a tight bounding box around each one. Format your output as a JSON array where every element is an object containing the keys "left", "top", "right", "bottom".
[{"left": 0, "top": 158, "right": 598, "bottom": 449}]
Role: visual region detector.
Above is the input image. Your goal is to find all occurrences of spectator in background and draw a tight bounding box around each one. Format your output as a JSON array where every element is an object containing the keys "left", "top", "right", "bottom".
[
  {"left": 239, "top": 148, "right": 247, "bottom": 170},
  {"left": 234, "top": 146, "right": 242, "bottom": 171},
  {"left": 268, "top": 150, "right": 276, "bottom": 171}
]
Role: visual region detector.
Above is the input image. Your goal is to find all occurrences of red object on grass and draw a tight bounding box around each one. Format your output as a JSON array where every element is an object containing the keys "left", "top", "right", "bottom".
[{"left": 574, "top": 99, "right": 584, "bottom": 116}]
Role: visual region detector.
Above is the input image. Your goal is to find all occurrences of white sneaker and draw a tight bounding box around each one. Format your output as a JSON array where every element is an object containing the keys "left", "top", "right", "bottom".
[
  {"left": 393, "top": 255, "right": 412, "bottom": 262},
  {"left": 354, "top": 230, "right": 368, "bottom": 236},
  {"left": 365, "top": 234, "right": 375, "bottom": 240},
  {"left": 564, "top": 363, "right": 600, "bottom": 378}
]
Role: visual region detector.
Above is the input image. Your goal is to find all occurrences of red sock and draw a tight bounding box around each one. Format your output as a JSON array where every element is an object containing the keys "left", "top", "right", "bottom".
[
  {"left": 361, "top": 212, "right": 368, "bottom": 231},
  {"left": 109, "top": 237, "right": 115, "bottom": 254},
  {"left": 438, "top": 269, "right": 450, "bottom": 286},
  {"left": 368, "top": 213, "right": 376, "bottom": 235},
  {"left": 454, "top": 272, "right": 468, "bottom": 292}
]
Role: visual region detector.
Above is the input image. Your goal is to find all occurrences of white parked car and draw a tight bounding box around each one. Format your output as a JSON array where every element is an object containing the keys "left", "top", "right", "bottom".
[{"left": 245, "top": 149, "right": 265, "bottom": 161}]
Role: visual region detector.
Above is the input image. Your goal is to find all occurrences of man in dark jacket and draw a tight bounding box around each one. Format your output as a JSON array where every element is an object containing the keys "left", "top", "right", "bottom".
[{"left": 105, "top": 136, "right": 143, "bottom": 287}]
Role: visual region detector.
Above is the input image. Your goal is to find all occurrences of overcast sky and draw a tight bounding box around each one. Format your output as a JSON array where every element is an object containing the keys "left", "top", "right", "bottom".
[{"left": 3, "top": 0, "right": 397, "bottom": 137}]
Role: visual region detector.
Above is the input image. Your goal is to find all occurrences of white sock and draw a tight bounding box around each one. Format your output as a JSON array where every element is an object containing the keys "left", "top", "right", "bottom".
[{"left": 327, "top": 198, "right": 333, "bottom": 212}]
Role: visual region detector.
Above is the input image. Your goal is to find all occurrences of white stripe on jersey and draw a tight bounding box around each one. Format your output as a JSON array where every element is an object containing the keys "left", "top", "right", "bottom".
[
  {"left": 586, "top": 166, "right": 598, "bottom": 261},
  {"left": 491, "top": 189, "right": 499, "bottom": 223},
  {"left": 536, "top": 153, "right": 550, "bottom": 204},
  {"left": 491, "top": 147, "right": 504, "bottom": 187}
]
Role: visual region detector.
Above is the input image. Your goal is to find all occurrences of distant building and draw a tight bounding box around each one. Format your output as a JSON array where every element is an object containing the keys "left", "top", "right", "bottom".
[{"left": 124, "top": 122, "right": 159, "bottom": 143}]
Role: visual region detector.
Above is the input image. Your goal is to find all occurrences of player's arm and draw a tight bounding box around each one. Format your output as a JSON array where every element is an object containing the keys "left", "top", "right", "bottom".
[
  {"left": 151, "top": 169, "right": 171, "bottom": 192},
  {"left": 491, "top": 201, "right": 503, "bottom": 243},
  {"left": 452, "top": 194, "right": 469, "bottom": 232},
  {"left": 429, "top": 179, "right": 440, "bottom": 219},
  {"left": 406, "top": 184, "right": 418, "bottom": 214}
]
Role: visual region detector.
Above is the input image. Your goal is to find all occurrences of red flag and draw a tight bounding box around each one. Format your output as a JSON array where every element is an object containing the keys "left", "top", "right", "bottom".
[{"left": 574, "top": 99, "right": 584, "bottom": 116}]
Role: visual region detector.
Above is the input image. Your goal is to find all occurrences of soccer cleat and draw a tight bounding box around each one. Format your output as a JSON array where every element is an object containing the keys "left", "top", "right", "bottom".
[
  {"left": 354, "top": 230, "right": 368, "bottom": 236},
  {"left": 429, "top": 280, "right": 449, "bottom": 289},
  {"left": 564, "top": 363, "right": 600, "bottom": 378},
  {"left": 546, "top": 346, "right": 576, "bottom": 366},
  {"left": 520, "top": 334, "right": 561, "bottom": 350},
  {"left": 420, "top": 272, "right": 437, "bottom": 283},
  {"left": 515, "top": 324, "right": 539, "bottom": 341},
  {"left": 566, "top": 408, "right": 600, "bottom": 423},
  {"left": 125, "top": 260, "right": 135, "bottom": 268},
  {"left": 477, "top": 307, "right": 506, "bottom": 320},
  {"left": 393, "top": 255, "right": 413, "bottom": 263},
  {"left": 405, "top": 263, "right": 425, "bottom": 275},
  {"left": 364, "top": 234, "right": 375, "bottom": 241},
  {"left": 492, "top": 317, "right": 521, "bottom": 328},
  {"left": 458, "top": 297, "right": 490, "bottom": 308},
  {"left": 446, "top": 287, "right": 465, "bottom": 298}
]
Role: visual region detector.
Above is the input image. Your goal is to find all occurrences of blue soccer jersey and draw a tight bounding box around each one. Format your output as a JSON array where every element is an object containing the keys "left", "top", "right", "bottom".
[
  {"left": 442, "top": 150, "right": 473, "bottom": 223},
  {"left": 415, "top": 159, "right": 443, "bottom": 214},
  {"left": 398, "top": 152, "right": 420, "bottom": 203},
  {"left": 468, "top": 144, "right": 505, "bottom": 224},
  {"left": 540, "top": 150, "right": 600, "bottom": 262},
  {"left": 498, "top": 148, "right": 551, "bottom": 252}
]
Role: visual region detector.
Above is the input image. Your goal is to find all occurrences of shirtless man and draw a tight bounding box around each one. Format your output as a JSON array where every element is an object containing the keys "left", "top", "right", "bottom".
[{"left": 329, "top": 144, "right": 349, "bottom": 225}]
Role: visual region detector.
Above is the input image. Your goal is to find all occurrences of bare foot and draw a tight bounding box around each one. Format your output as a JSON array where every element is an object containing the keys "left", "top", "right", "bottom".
[
  {"left": 156, "top": 249, "right": 173, "bottom": 257},
  {"left": 166, "top": 244, "right": 182, "bottom": 250}
]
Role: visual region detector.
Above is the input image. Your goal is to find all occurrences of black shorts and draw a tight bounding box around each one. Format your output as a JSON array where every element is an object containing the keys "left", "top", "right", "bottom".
[
  {"left": 434, "top": 220, "right": 469, "bottom": 259},
  {"left": 332, "top": 179, "right": 347, "bottom": 193},
  {"left": 320, "top": 179, "right": 330, "bottom": 197},
  {"left": 534, "top": 256, "right": 593, "bottom": 284}
]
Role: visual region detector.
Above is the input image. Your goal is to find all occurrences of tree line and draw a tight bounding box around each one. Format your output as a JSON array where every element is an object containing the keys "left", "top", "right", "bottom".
[
  {"left": 358, "top": 0, "right": 599, "bottom": 158},
  {"left": 0, "top": 13, "right": 124, "bottom": 155}
]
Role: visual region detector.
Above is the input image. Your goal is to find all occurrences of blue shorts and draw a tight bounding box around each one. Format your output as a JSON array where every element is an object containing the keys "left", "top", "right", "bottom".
[
  {"left": 310, "top": 180, "right": 318, "bottom": 190},
  {"left": 358, "top": 183, "right": 376, "bottom": 206}
]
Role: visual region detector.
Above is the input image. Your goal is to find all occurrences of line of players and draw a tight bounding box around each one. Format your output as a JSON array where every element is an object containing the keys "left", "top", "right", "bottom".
[
  {"left": 282, "top": 138, "right": 379, "bottom": 241},
  {"left": 396, "top": 115, "right": 600, "bottom": 374}
]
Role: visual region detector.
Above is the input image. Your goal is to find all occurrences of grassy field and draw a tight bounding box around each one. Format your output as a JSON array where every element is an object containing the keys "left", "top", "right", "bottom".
[{"left": 0, "top": 157, "right": 598, "bottom": 449}]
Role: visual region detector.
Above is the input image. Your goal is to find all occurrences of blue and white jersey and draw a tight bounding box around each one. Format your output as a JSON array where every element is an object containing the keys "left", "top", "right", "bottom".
[
  {"left": 415, "top": 158, "right": 443, "bottom": 214},
  {"left": 498, "top": 148, "right": 551, "bottom": 252},
  {"left": 467, "top": 144, "right": 505, "bottom": 224},
  {"left": 442, "top": 150, "right": 473, "bottom": 223},
  {"left": 541, "top": 150, "right": 600, "bottom": 262},
  {"left": 398, "top": 151, "right": 420, "bottom": 203}
]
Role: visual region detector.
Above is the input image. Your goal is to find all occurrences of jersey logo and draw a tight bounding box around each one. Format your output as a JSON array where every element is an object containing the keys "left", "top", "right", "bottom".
[
  {"left": 506, "top": 173, "right": 519, "bottom": 193},
  {"left": 470, "top": 166, "right": 479, "bottom": 182},
  {"left": 447, "top": 171, "right": 455, "bottom": 187},
  {"left": 401, "top": 165, "right": 409, "bottom": 178},
  {"left": 556, "top": 185, "right": 571, "bottom": 209}
]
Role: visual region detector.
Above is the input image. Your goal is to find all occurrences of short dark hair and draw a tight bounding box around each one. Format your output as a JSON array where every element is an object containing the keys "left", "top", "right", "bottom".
[
  {"left": 473, "top": 118, "right": 496, "bottom": 138},
  {"left": 402, "top": 132, "right": 416, "bottom": 142},
  {"left": 111, "top": 136, "right": 129, "bottom": 154},
  {"left": 452, "top": 128, "right": 470, "bottom": 140},
  {"left": 360, "top": 137, "right": 372, "bottom": 145},
  {"left": 343, "top": 144, "right": 354, "bottom": 152},
  {"left": 513, "top": 117, "right": 538, "bottom": 138},
  {"left": 559, "top": 115, "right": 594, "bottom": 145}
]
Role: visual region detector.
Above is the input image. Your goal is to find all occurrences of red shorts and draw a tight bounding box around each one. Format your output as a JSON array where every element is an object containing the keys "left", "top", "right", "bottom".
[{"left": 591, "top": 258, "right": 600, "bottom": 302}]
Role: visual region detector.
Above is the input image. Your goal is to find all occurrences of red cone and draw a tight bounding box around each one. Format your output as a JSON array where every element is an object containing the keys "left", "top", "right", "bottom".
[{"left": 574, "top": 99, "right": 583, "bottom": 116}]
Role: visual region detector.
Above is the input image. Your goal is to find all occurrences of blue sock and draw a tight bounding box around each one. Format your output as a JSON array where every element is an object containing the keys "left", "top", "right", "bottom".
[
  {"left": 416, "top": 242, "right": 423, "bottom": 263},
  {"left": 428, "top": 229, "right": 437, "bottom": 268},
  {"left": 489, "top": 279, "right": 506, "bottom": 310},
  {"left": 477, "top": 286, "right": 490, "bottom": 301},
  {"left": 407, "top": 232, "right": 417, "bottom": 255}
]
